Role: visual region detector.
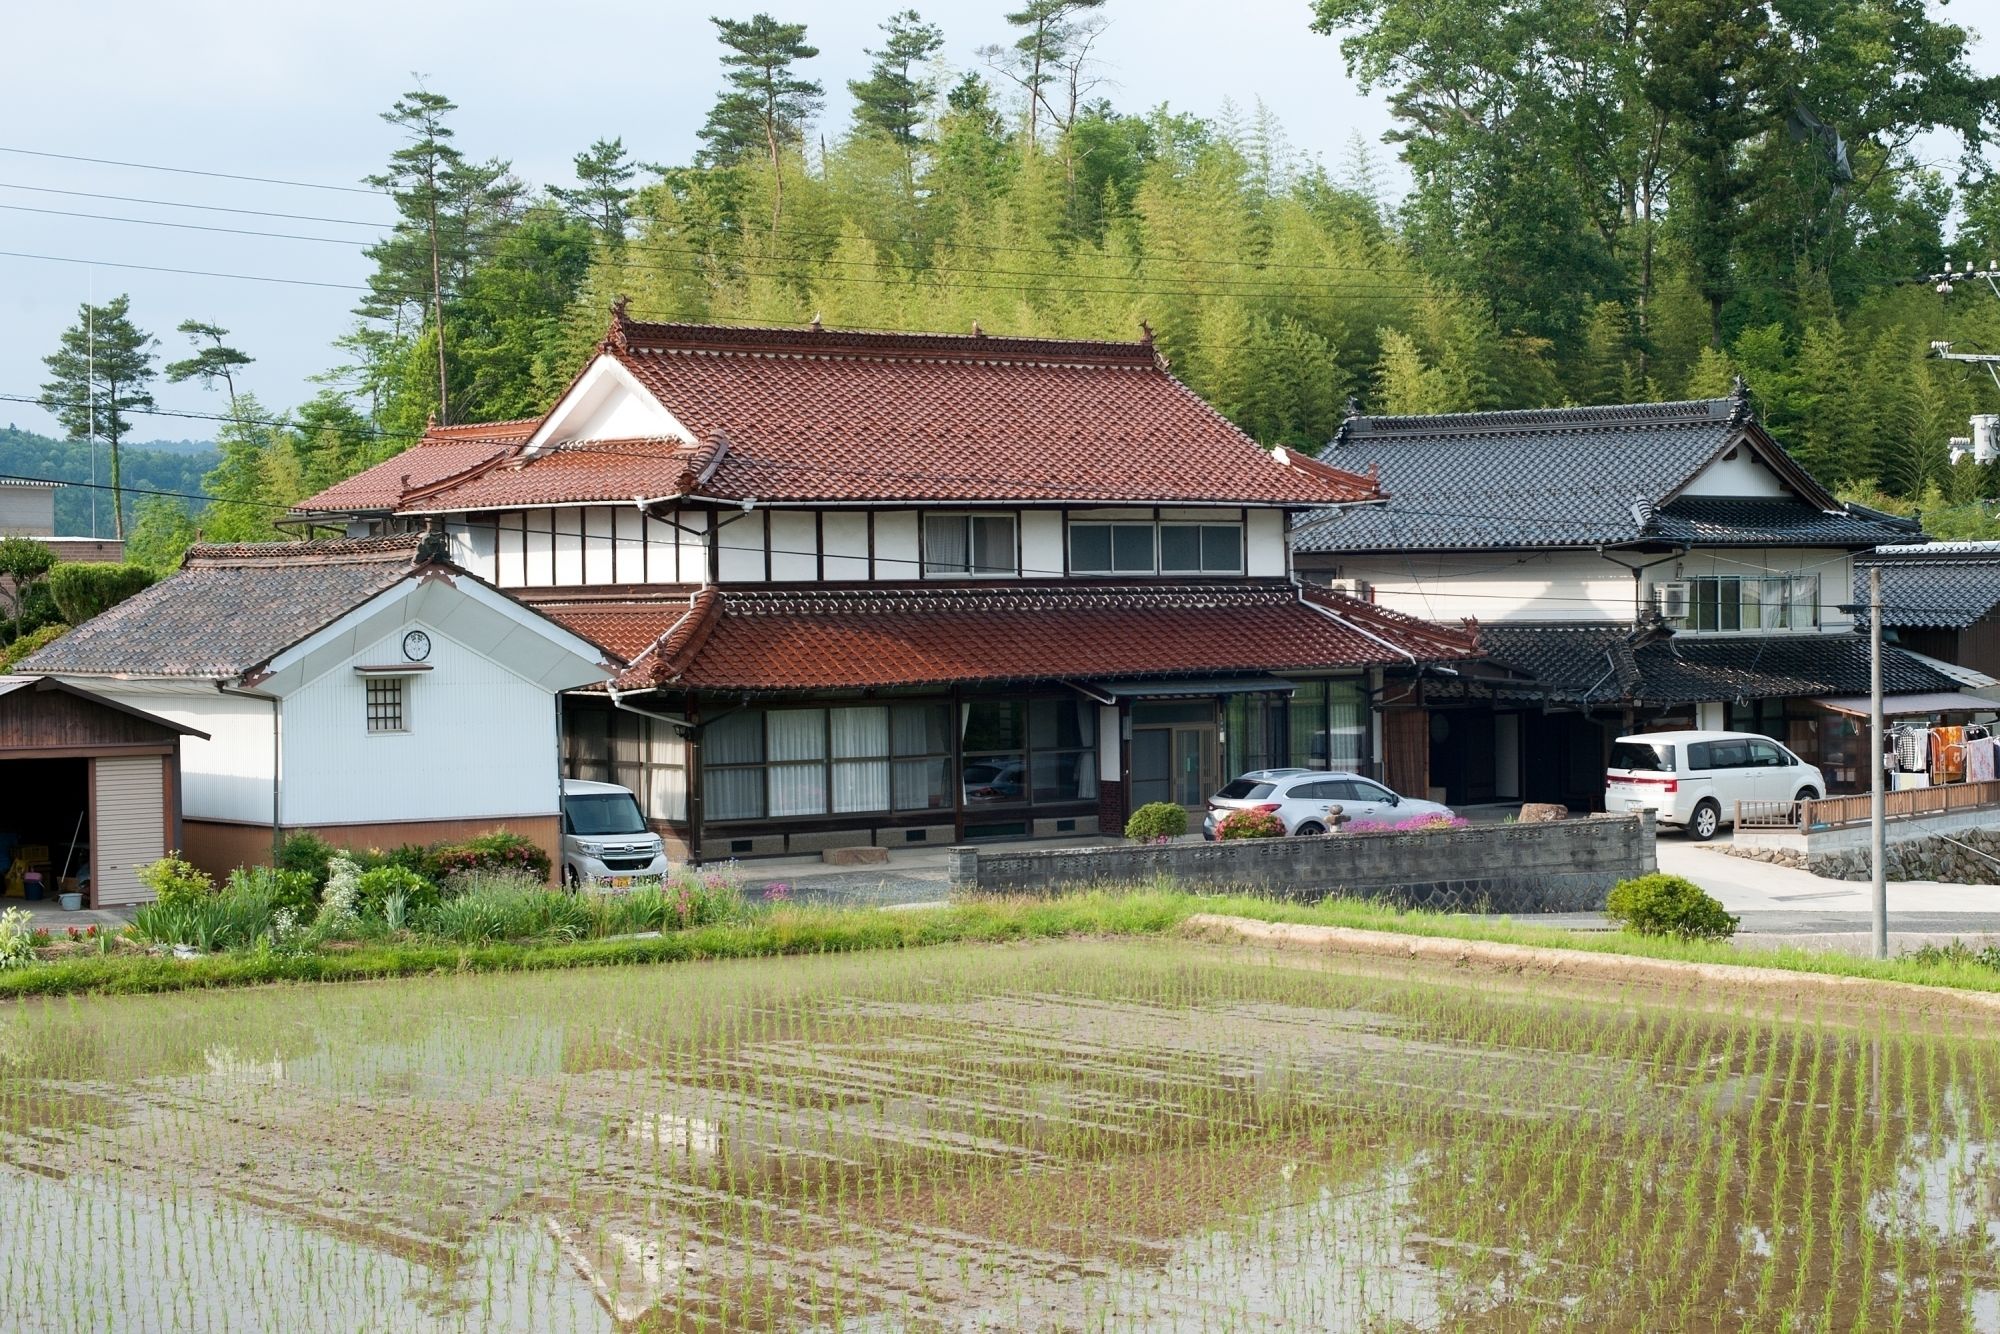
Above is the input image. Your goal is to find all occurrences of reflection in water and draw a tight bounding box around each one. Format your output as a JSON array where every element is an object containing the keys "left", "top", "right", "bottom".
[{"left": 2, "top": 941, "right": 2000, "bottom": 1329}]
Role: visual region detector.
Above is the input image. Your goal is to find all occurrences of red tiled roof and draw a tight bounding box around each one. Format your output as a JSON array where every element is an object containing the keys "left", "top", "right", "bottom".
[
  {"left": 535, "top": 583, "right": 1478, "bottom": 692},
  {"left": 308, "top": 321, "right": 1381, "bottom": 514},
  {"left": 292, "top": 419, "right": 537, "bottom": 514},
  {"left": 605, "top": 322, "right": 1375, "bottom": 505},
  {"left": 399, "top": 438, "right": 711, "bottom": 511}
]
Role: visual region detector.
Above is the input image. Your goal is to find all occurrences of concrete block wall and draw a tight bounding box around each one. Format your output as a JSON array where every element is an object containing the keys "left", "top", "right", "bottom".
[{"left": 950, "top": 813, "right": 1654, "bottom": 914}]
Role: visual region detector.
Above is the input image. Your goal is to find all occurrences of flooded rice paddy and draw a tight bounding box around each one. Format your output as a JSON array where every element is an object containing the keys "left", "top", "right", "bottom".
[{"left": 5, "top": 938, "right": 2000, "bottom": 1330}]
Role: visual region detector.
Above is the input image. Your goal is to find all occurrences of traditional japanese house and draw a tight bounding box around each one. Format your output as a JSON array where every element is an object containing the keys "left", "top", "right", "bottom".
[{"left": 293, "top": 313, "right": 1479, "bottom": 859}]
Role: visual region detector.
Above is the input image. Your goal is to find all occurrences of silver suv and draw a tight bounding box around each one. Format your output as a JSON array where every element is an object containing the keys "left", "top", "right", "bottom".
[{"left": 1204, "top": 769, "right": 1454, "bottom": 838}]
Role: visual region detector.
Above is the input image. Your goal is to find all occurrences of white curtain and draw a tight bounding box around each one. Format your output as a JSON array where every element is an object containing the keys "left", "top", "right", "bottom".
[
  {"left": 706, "top": 769, "right": 763, "bottom": 821},
  {"left": 833, "top": 760, "right": 890, "bottom": 812},
  {"left": 767, "top": 709, "right": 826, "bottom": 762},
  {"left": 769, "top": 764, "right": 828, "bottom": 817},
  {"left": 926, "top": 516, "right": 969, "bottom": 574},
  {"left": 830, "top": 707, "right": 888, "bottom": 758}
]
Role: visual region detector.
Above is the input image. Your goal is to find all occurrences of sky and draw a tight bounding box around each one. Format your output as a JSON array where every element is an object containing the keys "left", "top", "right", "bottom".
[{"left": 0, "top": 0, "right": 1403, "bottom": 445}]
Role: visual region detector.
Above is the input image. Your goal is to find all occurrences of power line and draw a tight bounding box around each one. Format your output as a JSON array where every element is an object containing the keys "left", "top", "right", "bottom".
[
  {"left": 0, "top": 181, "right": 392, "bottom": 227},
  {"left": 0, "top": 249, "right": 372, "bottom": 292},
  {"left": 0, "top": 394, "right": 413, "bottom": 444},
  {"left": 0, "top": 203, "right": 374, "bottom": 248},
  {"left": 0, "top": 146, "right": 384, "bottom": 196}
]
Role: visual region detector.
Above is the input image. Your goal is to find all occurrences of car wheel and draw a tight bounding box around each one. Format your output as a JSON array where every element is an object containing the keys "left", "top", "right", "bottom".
[
  {"left": 1687, "top": 799, "right": 1721, "bottom": 842},
  {"left": 1293, "top": 821, "right": 1327, "bottom": 836},
  {"left": 1793, "top": 787, "right": 1819, "bottom": 804},
  {"left": 564, "top": 863, "right": 580, "bottom": 890}
]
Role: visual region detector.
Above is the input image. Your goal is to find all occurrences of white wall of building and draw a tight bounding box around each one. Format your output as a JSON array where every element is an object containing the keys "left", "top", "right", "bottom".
[
  {"left": 1334, "top": 550, "right": 1638, "bottom": 623},
  {"left": 280, "top": 624, "right": 562, "bottom": 825},
  {"left": 1675, "top": 449, "right": 1790, "bottom": 498},
  {"left": 445, "top": 504, "right": 1293, "bottom": 588},
  {"left": 86, "top": 687, "right": 278, "bottom": 825},
  {"left": 1327, "top": 545, "right": 1856, "bottom": 632},
  {"left": 0, "top": 483, "right": 56, "bottom": 535}
]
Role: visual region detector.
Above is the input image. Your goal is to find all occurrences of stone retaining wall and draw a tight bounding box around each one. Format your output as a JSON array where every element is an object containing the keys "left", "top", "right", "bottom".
[
  {"left": 1729, "top": 807, "right": 2000, "bottom": 884},
  {"left": 948, "top": 813, "right": 1654, "bottom": 913}
]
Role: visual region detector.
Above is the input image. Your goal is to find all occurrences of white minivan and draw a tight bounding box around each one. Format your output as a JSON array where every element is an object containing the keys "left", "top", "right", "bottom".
[
  {"left": 1606, "top": 731, "right": 1826, "bottom": 841},
  {"left": 560, "top": 778, "right": 669, "bottom": 887}
]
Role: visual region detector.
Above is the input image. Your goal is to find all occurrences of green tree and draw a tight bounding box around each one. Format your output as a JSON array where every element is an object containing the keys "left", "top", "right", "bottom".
[
  {"left": 124, "top": 494, "right": 200, "bottom": 574},
  {"left": 364, "top": 86, "right": 521, "bottom": 425},
  {"left": 548, "top": 138, "right": 640, "bottom": 244},
  {"left": 849, "top": 10, "right": 946, "bottom": 188},
  {"left": 37, "top": 294, "right": 157, "bottom": 539},
  {"left": 0, "top": 535, "right": 55, "bottom": 640},
  {"left": 199, "top": 395, "right": 292, "bottom": 544},
  {"left": 163, "top": 319, "right": 253, "bottom": 412},
  {"left": 697, "top": 13, "right": 823, "bottom": 227}
]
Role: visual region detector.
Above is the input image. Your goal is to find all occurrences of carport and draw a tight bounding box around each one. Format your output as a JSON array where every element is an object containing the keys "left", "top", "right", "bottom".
[{"left": 0, "top": 676, "right": 206, "bottom": 907}]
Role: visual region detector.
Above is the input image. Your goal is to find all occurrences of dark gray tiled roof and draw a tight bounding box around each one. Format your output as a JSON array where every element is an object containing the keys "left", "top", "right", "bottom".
[
  {"left": 1451, "top": 623, "right": 1960, "bottom": 707},
  {"left": 1651, "top": 498, "right": 1919, "bottom": 547},
  {"left": 1854, "top": 543, "right": 2000, "bottom": 630},
  {"left": 21, "top": 536, "right": 426, "bottom": 678},
  {"left": 1293, "top": 397, "right": 1904, "bottom": 554}
]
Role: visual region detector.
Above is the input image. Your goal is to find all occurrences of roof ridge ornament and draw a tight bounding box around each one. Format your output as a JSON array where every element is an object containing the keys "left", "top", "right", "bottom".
[
  {"left": 1729, "top": 374, "right": 1753, "bottom": 425},
  {"left": 601, "top": 295, "right": 633, "bottom": 354}
]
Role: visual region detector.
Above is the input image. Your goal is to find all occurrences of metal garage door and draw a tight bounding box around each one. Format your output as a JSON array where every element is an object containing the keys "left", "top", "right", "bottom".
[{"left": 94, "top": 756, "right": 165, "bottom": 906}]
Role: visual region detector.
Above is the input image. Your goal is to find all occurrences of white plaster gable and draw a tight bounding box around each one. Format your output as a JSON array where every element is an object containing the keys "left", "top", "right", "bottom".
[
  {"left": 523, "top": 355, "right": 694, "bottom": 457},
  {"left": 1676, "top": 442, "right": 1793, "bottom": 499},
  {"left": 254, "top": 573, "right": 615, "bottom": 696}
]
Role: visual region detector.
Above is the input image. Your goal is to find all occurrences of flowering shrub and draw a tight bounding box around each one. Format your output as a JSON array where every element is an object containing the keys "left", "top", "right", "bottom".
[
  {"left": 319, "top": 856, "right": 362, "bottom": 927},
  {"left": 1345, "top": 813, "right": 1470, "bottom": 834},
  {"left": 428, "top": 829, "right": 553, "bottom": 882},
  {"left": 136, "top": 853, "right": 215, "bottom": 909},
  {"left": 1124, "top": 802, "right": 1188, "bottom": 842},
  {"left": 1216, "top": 809, "right": 1285, "bottom": 840},
  {"left": 762, "top": 881, "right": 794, "bottom": 903},
  {"left": 356, "top": 864, "right": 438, "bottom": 917}
]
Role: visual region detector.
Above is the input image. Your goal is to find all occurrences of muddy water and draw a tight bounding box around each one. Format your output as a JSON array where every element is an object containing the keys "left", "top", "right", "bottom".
[{"left": 3, "top": 940, "right": 2000, "bottom": 1330}]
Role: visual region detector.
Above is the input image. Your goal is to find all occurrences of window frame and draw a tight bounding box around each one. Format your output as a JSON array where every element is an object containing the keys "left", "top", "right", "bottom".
[
  {"left": 922, "top": 511, "right": 1019, "bottom": 579},
  {"left": 1068, "top": 518, "right": 1247, "bottom": 577},
  {"left": 1684, "top": 573, "right": 1820, "bottom": 633},
  {"left": 364, "top": 676, "right": 409, "bottom": 735}
]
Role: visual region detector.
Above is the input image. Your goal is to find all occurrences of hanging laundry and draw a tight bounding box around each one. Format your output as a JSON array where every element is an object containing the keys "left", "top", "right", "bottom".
[
  {"left": 1968, "top": 736, "right": 1997, "bottom": 784},
  {"left": 1934, "top": 726, "right": 1967, "bottom": 785}
]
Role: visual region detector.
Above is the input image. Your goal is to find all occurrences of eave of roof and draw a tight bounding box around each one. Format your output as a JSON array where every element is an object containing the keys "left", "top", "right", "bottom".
[{"left": 536, "top": 582, "right": 1479, "bottom": 694}]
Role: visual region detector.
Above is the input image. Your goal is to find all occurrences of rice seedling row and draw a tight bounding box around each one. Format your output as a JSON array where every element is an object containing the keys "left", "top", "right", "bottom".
[{"left": 5, "top": 938, "right": 2000, "bottom": 1330}]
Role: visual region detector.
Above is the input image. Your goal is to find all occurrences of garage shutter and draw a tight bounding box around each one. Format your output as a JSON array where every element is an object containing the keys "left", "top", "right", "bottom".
[{"left": 94, "top": 756, "right": 165, "bottom": 906}]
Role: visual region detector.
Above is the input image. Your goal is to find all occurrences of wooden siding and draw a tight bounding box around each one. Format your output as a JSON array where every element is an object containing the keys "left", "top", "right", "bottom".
[
  {"left": 94, "top": 755, "right": 166, "bottom": 906},
  {"left": 0, "top": 682, "right": 184, "bottom": 753}
]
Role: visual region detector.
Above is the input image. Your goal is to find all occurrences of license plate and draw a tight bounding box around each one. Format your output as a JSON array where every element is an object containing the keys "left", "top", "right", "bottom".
[{"left": 607, "top": 876, "right": 633, "bottom": 889}]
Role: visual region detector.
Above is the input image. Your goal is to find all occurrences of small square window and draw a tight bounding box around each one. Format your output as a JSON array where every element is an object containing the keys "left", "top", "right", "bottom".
[{"left": 366, "top": 678, "right": 407, "bottom": 733}]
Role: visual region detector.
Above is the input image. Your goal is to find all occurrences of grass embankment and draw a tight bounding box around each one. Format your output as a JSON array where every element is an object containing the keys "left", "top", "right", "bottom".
[{"left": 8, "top": 887, "right": 2000, "bottom": 1000}]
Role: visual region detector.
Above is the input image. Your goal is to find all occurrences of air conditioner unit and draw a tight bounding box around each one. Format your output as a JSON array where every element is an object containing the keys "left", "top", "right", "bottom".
[
  {"left": 1324, "top": 577, "right": 1373, "bottom": 601},
  {"left": 1654, "top": 581, "right": 1691, "bottom": 622}
]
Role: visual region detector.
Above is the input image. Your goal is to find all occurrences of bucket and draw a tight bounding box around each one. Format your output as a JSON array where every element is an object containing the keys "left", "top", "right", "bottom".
[{"left": 58, "top": 892, "right": 83, "bottom": 912}]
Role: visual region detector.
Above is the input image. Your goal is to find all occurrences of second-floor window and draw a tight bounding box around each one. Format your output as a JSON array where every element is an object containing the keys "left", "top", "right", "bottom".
[
  {"left": 1686, "top": 574, "right": 1819, "bottom": 632},
  {"left": 924, "top": 514, "right": 1017, "bottom": 577},
  {"left": 1069, "top": 521, "right": 1244, "bottom": 576}
]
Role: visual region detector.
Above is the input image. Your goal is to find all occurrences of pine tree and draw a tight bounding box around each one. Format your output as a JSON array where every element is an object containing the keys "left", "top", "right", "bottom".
[
  {"left": 697, "top": 13, "right": 822, "bottom": 228},
  {"left": 548, "top": 138, "right": 640, "bottom": 244},
  {"left": 38, "top": 294, "right": 157, "bottom": 539},
  {"left": 163, "top": 320, "right": 253, "bottom": 412},
  {"left": 849, "top": 11, "right": 945, "bottom": 188}
]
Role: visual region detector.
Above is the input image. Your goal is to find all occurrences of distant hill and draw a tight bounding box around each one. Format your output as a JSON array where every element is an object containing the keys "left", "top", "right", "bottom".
[{"left": 0, "top": 426, "right": 216, "bottom": 537}]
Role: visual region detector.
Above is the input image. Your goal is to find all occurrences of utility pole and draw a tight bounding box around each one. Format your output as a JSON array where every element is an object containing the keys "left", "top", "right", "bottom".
[{"left": 1870, "top": 565, "right": 1887, "bottom": 961}]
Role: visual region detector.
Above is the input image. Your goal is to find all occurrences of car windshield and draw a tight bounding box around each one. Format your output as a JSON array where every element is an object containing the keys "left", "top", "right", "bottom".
[
  {"left": 1216, "top": 780, "right": 1275, "bottom": 800},
  {"left": 566, "top": 792, "right": 648, "bottom": 836},
  {"left": 1609, "top": 741, "right": 1673, "bottom": 773}
]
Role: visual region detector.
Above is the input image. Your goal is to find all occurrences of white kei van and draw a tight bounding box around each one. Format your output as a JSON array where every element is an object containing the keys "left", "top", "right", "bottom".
[{"left": 1605, "top": 731, "right": 1826, "bottom": 841}]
